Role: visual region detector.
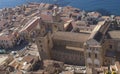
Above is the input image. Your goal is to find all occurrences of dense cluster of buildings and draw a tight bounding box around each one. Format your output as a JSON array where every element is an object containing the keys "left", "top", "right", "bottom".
[{"left": 0, "top": 2, "right": 120, "bottom": 74}]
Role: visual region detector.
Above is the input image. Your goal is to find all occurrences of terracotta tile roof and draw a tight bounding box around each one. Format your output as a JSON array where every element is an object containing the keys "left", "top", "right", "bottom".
[
  {"left": 26, "top": 18, "right": 39, "bottom": 32},
  {"left": 63, "top": 6, "right": 76, "bottom": 13},
  {"left": 22, "top": 55, "right": 35, "bottom": 63},
  {"left": 20, "top": 17, "right": 40, "bottom": 32},
  {"left": 108, "top": 30, "right": 120, "bottom": 39},
  {"left": 61, "top": 13, "right": 68, "bottom": 17},
  {"left": 44, "top": 4, "right": 52, "bottom": 9},
  {"left": 72, "top": 12, "right": 80, "bottom": 16},
  {"left": 53, "top": 31, "right": 90, "bottom": 43},
  {"left": 18, "top": 64, "right": 23, "bottom": 70},
  {"left": 40, "top": 14, "right": 53, "bottom": 22},
  {"left": 9, "top": 60, "right": 18, "bottom": 68},
  {"left": 0, "top": 35, "right": 13, "bottom": 41},
  {"left": 0, "top": 32, "right": 16, "bottom": 40},
  {"left": 0, "top": 71, "right": 8, "bottom": 74},
  {"left": 115, "top": 16, "right": 120, "bottom": 20},
  {"left": 61, "top": 17, "right": 72, "bottom": 22},
  {"left": 0, "top": 20, "right": 7, "bottom": 27},
  {"left": 16, "top": 71, "right": 23, "bottom": 74},
  {"left": 71, "top": 21, "right": 76, "bottom": 27}
]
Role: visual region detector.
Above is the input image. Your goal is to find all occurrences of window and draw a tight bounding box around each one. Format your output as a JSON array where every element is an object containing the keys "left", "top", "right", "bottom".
[
  {"left": 54, "top": 25, "right": 57, "bottom": 28},
  {"left": 41, "top": 49, "right": 43, "bottom": 51},
  {"left": 95, "top": 53, "right": 97, "bottom": 58},
  {"left": 90, "top": 47, "right": 92, "bottom": 50},
  {"left": 42, "top": 30, "right": 44, "bottom": 33},
  {"left": 88, "top": 52, "right": 91, "bottom": 57},
  {"left": 87, "top": 25, "right": 90, "bottom": 27},
  {"left": 39, "top": 40, "right": 41, "bottom": 43},
  {"left": 7, "top": 44, "right": 9, "bottom": 48},
  {"left": 109, "top": 45, "right": 112, "bottom": 49},
  {"left": 40, "top": 45, "right": 43, "bottom": 48},
  {"left": 48, "top": 40, "right": 50, "bottom": 44}
]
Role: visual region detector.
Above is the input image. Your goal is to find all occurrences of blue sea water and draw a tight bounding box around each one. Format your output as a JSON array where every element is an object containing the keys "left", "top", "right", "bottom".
[{"left": 0, "top": 0, "right": 120, "bottom": 15}]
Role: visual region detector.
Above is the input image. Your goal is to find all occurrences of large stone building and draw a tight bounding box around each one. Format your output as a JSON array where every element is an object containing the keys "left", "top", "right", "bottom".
[
  {"left": 51, "top": 32, "right": 90, "bottom": 65},
  {"left": 0, "top": 29, "right": 19, "bottom": 48},
  {"left": 84, "top": 20, "right": 111, "bottom": 68},
  {"left": 35, "top": 6, "right": 90, "bottom": 65},
  {"left": 36, "top": 16, "right": 120, "bottom": 73},
  {"left": 84, "top": 17, "right": 120, "bottom": 73},
  {"left": 103, "top": 19, "right": 120, "bottom": 66},
  {"left": 36, "top": 31, "right": 90, "bottom": 65},
  {"left": 21, "top": 3, "right": 120, "bottom": 74},
  {"left": 35, "top": 6, "right": 114, "bottom": 68}
]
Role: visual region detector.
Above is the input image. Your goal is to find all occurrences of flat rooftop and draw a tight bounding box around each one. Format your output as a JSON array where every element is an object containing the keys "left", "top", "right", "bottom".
[
  {"left": 108, "top": 30, "right": 120, "bottom": 39},
  {"left": 0, "top": 55, "right": 8, "bottom": 65},
  {"left": 53, "top": 32, "right": 90, "bottom": 43}
]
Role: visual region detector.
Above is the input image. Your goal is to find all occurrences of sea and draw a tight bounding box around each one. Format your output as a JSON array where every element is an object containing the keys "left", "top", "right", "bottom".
[{"left": 0, "top": 0, "right": 120, "bottom": 16}]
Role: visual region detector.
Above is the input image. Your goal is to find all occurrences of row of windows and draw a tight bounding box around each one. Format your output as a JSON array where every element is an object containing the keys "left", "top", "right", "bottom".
[
  {"left": 0, "top": 39, "right": 16, "bottom": 44},
  {"left": 0, "top": 40, "right": 8, "bottom": 43},
  {"left": 88, "top": 52, "right": 98, "bottom": 59},
  {"left": 87, "top": 47, "right": 99, "bottom": 51},
  {"left": 39, "top": 44, "right": 44, "bottom": 51},
  {"left": 0, "top": 42, "right": 14, "bottom": 46},
  {"left": 0, "top": 44, "right": 12, "bottom": 48}
]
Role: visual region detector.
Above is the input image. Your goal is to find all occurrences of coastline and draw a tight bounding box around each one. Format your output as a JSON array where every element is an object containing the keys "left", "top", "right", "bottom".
[
  {"left": 0, "top": 2, "right": 117, "bottom": 16},
  {"left": 0, "top": 0, "right": 120, "bottom": 15}
]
